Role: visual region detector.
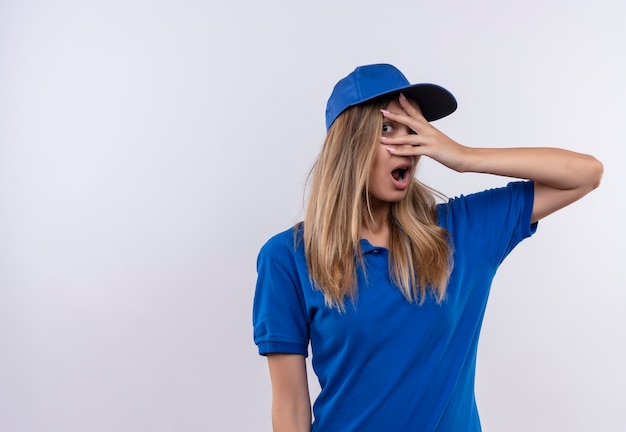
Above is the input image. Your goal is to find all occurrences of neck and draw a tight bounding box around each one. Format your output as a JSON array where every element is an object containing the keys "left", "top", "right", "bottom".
[{"left": 361, "top": 199, "right": 391, "bottom": 248}]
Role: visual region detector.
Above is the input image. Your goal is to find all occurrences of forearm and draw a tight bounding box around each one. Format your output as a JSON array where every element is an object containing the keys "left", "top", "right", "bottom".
[
  {"left": 267, "top": 354, "right": 312, "bottom": 432},
  {"left": 272, "top": 406, "right": 312, "bottom": 432},
  {"left": 460, "top": 146, "right": 603, "bottom": 191}
]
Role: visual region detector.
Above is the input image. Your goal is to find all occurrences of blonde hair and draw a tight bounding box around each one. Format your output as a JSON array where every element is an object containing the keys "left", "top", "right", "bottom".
[{"left": 302, "top": 96, "right": 452, "bottom": 310}]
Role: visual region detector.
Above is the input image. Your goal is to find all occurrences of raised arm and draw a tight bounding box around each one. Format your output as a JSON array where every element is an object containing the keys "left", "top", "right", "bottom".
[
  {"left": 452, "top": 146, "right": 603, "bottom": 222},
  {"left": 267, "top": 354, "right": 312, "bottom": 431},
  {"left": 381, "top": 93, "right": 603, "bottom": 223}
]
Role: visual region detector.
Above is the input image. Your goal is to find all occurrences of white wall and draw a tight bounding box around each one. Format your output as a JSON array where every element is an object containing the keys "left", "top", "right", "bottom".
[{"left": 1, "top": 1, "right": 624, "bottom": 431}]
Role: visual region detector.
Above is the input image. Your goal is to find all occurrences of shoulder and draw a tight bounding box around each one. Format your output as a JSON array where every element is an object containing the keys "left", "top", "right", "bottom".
[
  {"left": 436, "top": 181, "right": 533, "bottom": 222},
  {"left": 445, "top": 180, "right": 532, "bottom": 207},
  {"left": 258, "top": 224, "right": 304, "bottom": 262},
  {"left": 436, "top": 181, "right": 536, "bottom": 265}
]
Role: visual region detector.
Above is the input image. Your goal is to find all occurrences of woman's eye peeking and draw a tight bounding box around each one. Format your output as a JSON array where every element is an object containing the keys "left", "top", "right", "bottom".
[{"left": 382, "top": 123, "right": 393, "bottom": 133}]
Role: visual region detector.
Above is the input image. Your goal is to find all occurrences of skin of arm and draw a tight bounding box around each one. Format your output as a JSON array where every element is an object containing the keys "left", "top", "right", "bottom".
[
  {"left": 381, "top": 93, "right": 604, "bottom": 223},
  {"left": 267, "top": 354, "right": 312, "bottom": 432}
]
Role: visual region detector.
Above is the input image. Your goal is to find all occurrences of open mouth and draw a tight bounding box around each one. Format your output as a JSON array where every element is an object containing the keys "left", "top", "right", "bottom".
[{"left": 391, "top": 166, "right": 411, "bottom": 182}]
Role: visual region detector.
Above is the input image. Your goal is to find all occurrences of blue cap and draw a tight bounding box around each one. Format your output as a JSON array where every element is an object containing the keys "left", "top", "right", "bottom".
[{"left": 325, "top": 63, "right": 457, "bottom": 130}]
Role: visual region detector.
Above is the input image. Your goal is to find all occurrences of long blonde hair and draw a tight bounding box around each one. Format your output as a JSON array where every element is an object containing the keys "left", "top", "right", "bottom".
[{"left": 302, "top": 96, "right": 452, "bottom": 310}]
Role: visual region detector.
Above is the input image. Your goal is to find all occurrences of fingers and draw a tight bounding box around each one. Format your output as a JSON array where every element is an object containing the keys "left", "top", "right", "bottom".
[
  {"left": 380, "top": 134, "right": 423, "bottom": 146},
  {"left": 379, "top": 94, "right": 434, "bottom": 156},
  {"left": 380, "top": 108, "right": 416, "bottom": 126},
  {"left": 398, "top": 92, "right": 425, "bottom": 119},
  {"left": 381, "top": 97, "right": 427, "bottom": 134},
  {"left": 384, "top": 144, "right": 425, "bottom": 158}
]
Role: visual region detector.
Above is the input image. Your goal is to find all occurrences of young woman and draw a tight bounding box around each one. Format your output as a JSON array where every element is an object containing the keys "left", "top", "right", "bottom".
[{"left": 252, "top": 63, "right": 603, "bottom": 431}]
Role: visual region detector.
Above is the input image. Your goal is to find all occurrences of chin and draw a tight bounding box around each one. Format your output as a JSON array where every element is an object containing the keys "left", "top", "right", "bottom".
[
  {"left": 369, "top": 187, "right": 410, "bottom": 205},
  {"left": 383, "top": 192, "right": 409, "bottom": 203}
]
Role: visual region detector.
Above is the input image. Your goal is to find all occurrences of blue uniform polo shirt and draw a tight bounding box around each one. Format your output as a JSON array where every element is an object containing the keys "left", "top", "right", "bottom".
[{"left": 253, "top": 181, "right": 537, "bottom": 431}]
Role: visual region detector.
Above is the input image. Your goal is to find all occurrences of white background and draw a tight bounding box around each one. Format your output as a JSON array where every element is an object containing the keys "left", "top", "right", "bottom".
[{"left": 1, "top": 1, "right": 625, "bottom": 431}]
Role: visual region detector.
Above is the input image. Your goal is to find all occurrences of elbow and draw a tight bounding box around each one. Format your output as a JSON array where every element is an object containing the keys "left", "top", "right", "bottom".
[{"left": 588, "top": 156, "right": 604, "bottom": 191}]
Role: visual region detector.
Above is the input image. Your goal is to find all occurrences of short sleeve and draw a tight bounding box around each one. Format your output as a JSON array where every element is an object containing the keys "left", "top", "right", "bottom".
[
  {"left": 438, "top": 181, "right": 538, "bottom": 269},
  {"left": 252, "top": 235, "right": 310, "bottom": 356}
]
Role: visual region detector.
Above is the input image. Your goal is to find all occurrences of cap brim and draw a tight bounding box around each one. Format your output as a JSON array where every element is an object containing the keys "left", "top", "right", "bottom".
[
  {"left": 402, "top": 83, "right": 457, "bottom": 121},
  {"left": 368, "top": 83, "right": 457, "bottom": 122}
]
